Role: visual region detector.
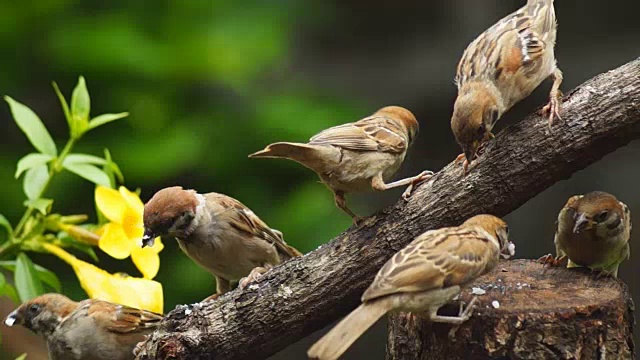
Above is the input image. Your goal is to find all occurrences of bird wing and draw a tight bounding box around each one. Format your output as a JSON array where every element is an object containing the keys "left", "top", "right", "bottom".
[
  {"left": 78, "top": 300, "right": 163, "bottom": 335},
  {"left": 362, "top": 227, "right": 496, "bottom": 302},
  {"left": 213, "top": 194, "right": 302, "bottom": 259},
  {"left": 455, "top": 0, "right": 555, "bottom": 86},
  {"left": 309, "top": 115, "right": 408, "bottom": 154}
]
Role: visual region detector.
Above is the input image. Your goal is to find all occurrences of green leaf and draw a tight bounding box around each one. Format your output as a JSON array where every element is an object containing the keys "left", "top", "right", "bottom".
[
  {"left": 15, "top": 353, "right": 27, "bottom": 360},
  {"left": 15, "top": 253, "right": 45, "bottom": 302},
  {"left": 0, "top": 260, "right": 62, "bottom": 275},
  {"left": 2, "top": 283, "right": 19, "bottom": 304},
  {"left": 23, "top": 164, "right": 49, "bottom": 200},
  {"left": 0, "top": 214, "right": 13, "bottom": 240},
  {"left": 23, "top": 198, "right": 53, "bottom": 215},
  {"left": 70, "top": 76, "right": 90, "bottom": 137},
  {"left": 34, "top": 265, "right": 61, "bottom": 292},
  {"left": 52, "top": 81, "right": 72, "bottom": 127},
  {"left": 63, "top": 162, "right": 110, "bottom": 186},
  {"left": 63, "top": 153, "right": 107, "bottom": 166},
  {"left": 88, "top": 112, "right": 129, "bottom": 130},
  {"left": 5, "top": 96, "right": 57, "bottom": 156},
  {"left": 15, "top": 153, "right": 53, "bottom": 178},
  {"left": 0, "top": 272, "right": 5, "bottom": 292}
]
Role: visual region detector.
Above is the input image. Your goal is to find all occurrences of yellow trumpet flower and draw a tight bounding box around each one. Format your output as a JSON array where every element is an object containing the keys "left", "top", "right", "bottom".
[
  {"left": 94, "top": 186, "right": 163, "bottom": 279},
  {"left": 43, "top": 243, "right": 163, "bottom": 313}
]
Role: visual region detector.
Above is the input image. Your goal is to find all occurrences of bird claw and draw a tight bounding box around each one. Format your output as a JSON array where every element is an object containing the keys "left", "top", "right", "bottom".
[
  {"left": 485, "top": 131, "right": 495, "bottom": 140},
  {"left": 133, "top": 336, "right": 150, "bottom": 357},
  {"left": 454, "top": 153, "right": 471, "bottom": 176},
  {"left": 402, "top": 171, "right": 435, "bottom": 200},
  {"left": 542, "top": 91, "right": 563, "bottom": 127},
  {"left": 202, "top": 293, "right": 221, "bottom": 302},
  {"left": 537, "top": 254, "right": 567, "bottom": 267},
  {"left": 448, "top": 297, "right": 478, "bottom": 339},
  {"left": 239, "top": 267, "right": 267, "bottom": 289},
  {"left": 590, "top": 268, "right": 614, "bottom": 279},
  {"left": 351, "top": 215, "right": 365, "bottom": 226},
  {"left": 458, "top": 297, "right": 478, "bottom": 320}
]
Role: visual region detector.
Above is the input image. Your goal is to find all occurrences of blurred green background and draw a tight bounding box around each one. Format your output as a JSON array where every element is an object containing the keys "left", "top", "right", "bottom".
[{"left": 1, "top": 0, "right": 639, "bottom": 359}]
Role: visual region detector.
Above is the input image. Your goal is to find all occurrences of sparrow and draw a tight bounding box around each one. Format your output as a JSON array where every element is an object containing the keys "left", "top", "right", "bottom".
[
  {"left": 548, "top": 191, "right": 631, "bottom": 277},
  {"left": 4, "top": 293, "right": 163, "bottom": 360},
  {"left": 142, "top": 186, "right": 302, "bottom": 296},
  {"left": 307, "top": 214, "right": 515, "bottom": 360},
  {"left": 451, "top": 0, "right": 563, "bottom": 173},
  {"left": 248, "top": 106, "right": 433, "bottom": 224}
]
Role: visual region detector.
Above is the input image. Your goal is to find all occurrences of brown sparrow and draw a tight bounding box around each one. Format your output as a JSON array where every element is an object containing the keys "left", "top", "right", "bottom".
[
  {"left": 142, "top": 186, "right": 302, "bottom": 296},
  {"left": 451, "top": 0, "right": 563, "bottom": 172},
  {"left": 4, "top": 293, "right": 163, "bottom": 360},
  {"left": 308, "top": 214, "right": 515, "bottom": 360},
  {"left": 547, "top": 191, "right": 631, "bottom": 277},
  {"left": 249, "top": 106, "right": 433, "bottom": 223}
]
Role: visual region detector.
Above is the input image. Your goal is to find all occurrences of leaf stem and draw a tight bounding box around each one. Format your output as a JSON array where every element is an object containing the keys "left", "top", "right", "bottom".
[
  {"left": 0, "top": 242, "right": 19, "bottom": 259},
  {"left": 11, "top": 138, "right": 77, "bottom": 245}
]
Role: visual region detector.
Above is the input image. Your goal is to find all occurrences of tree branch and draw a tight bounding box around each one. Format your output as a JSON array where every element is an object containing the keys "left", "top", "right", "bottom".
[{"left": 137, "top": 58, "right": 640, "bottom": 360}]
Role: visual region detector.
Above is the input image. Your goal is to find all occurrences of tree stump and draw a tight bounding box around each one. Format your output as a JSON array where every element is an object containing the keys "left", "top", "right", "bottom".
[{"left": 386, "top": 260, "right": 635, "bottom": 360}]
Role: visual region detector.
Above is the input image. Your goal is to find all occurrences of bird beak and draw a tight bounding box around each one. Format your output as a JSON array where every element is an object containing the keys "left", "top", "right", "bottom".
[
  {"left": 4, "top": 309, "right": 20, "bottom": 327},
  {"left": 573, "top": 213, "right": 592, "bottom": 233},
  {"left": 501, "top": 241, "right": 516, "bottom": 259},
  {"left": 496, "top": 229, "right": 514, "bottom": 259},
  {"left": 141, "top": 229, "right": 156, "bottom": 248}
]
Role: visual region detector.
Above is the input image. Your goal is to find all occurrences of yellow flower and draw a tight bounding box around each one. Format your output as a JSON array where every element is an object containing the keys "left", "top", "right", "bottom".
[
  {"left": 44, "top": 243, "right": 163, "bottom": 313},
  {"left": 95, "top": 186, "right": 163, "bottom": 279}
]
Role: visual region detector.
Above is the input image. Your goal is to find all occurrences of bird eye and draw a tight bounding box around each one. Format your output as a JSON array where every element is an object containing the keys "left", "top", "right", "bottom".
[
  {"left": 28, "top": 304, "right": 41, "bottom": 315},
  {"left": 595, "top": 211, "right": 609, "bottom": 222},
  {"left": 504, "top": 225, "right": 509, "bottom": 235}
]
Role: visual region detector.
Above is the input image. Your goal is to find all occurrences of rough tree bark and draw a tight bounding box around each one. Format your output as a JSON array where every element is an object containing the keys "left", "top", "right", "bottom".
[
  {"left": 386, "top": 260, "right": 635, "bottom": 359},
  {"left": 136, "top": 58, "right": 640, "bottom": 360}
]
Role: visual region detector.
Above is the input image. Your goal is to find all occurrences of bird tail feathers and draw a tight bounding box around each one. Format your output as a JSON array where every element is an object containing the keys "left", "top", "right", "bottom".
[
  {"left": 249, "top": 142, "right": 337, "bottom": 173},
  {"left": 308, "top": 299, "right": 392, "bottom": 360}
]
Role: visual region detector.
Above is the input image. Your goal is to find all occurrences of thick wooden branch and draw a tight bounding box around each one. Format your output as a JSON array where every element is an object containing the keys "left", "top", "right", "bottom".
[
  {"left": 137, "top": 58, "right": 640, "bottom": 360},
  {"left": 386, "top": 260, "right": 635, "bottom": 359}
]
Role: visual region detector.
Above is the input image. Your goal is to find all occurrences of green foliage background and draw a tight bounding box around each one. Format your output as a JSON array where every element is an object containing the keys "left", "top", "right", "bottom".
[
  {"left": 1, "top": 0, "right": 362, "bottom": 308},
  {"left": 1, "top": 1, "right": 639, "bottom": 359}
]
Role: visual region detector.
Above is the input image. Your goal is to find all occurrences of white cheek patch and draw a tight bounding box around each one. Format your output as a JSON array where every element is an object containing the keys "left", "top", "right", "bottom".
[{"left": 5, "top": 315, "right": 16, "bottom": 326}]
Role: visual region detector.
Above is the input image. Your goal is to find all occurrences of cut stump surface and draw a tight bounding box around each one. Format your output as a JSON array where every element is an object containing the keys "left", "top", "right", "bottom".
[{"left": 387, "top": 259, "right": 635, "bottom": 360}]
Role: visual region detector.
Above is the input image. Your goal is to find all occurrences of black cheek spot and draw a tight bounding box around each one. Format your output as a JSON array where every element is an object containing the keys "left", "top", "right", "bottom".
[{"left": 607, "top": 217, "right": 622, "bottom": 230}]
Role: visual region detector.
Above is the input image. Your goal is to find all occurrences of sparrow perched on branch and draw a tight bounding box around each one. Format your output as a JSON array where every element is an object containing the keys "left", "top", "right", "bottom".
[
  {"left": 307, "top": 214, "right": 515, "bottom": 360},
  {"left": 249, "top": 106, "right": 433, "bottom": 224},
  {"left": 451, "top": 0, "right": 563, "bottom": 173},
  {"left": 142, "top": 186, "right": 302, "bottom": 296},
  {"left": 4, "top": 293, "right": 163, "bottom": 360},
  {"left": 545, "top": 191, "right": 631, "bottom": 277}
]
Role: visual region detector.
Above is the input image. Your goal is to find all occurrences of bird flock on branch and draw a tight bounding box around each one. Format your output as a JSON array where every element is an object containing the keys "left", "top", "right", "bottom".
[{"left": 4, "top": 1, "right": 632, "bottom": 359}]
